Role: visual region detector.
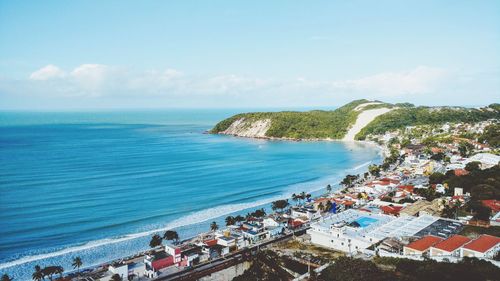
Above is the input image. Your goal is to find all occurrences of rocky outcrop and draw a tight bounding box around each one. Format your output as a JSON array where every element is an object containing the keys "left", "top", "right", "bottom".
[{"left": 218, "top": 118, "right": 271, "bottom": 138}]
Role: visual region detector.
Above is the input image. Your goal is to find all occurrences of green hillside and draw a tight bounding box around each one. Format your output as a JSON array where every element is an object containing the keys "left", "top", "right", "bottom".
[
  {"left": 355, "top": 105, "right": 500, "bottom": 140},
  {"left": 210, "top": 99, "right": 373, "bottom": 139},
  {"left": 211, "top": 100, "right": 500, "bottom": 140}
]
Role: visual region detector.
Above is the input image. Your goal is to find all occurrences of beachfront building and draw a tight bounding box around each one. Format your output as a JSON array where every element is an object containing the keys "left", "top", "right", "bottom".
[
  {"left": 308, "top": 209, "right": 463, "bottom": 254},
  {"left": 403, "top": 236, "right": 443, "bottom": 257},
  {"left": 460, "top": 235, "right": 500, "bottom": 259},
  {"left": 429, "top": 235, "right": 471, "bottom": 257}
]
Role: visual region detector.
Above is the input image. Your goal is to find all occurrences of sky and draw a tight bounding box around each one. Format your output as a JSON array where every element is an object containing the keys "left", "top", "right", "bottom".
[{"left": 0, "top": 0, "right": 498, "bottom": 110}]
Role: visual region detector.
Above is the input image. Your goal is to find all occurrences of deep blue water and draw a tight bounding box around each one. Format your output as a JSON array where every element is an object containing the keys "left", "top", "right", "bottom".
[{"left": 0, "top": 110, "right": 381, "bottom": 280}]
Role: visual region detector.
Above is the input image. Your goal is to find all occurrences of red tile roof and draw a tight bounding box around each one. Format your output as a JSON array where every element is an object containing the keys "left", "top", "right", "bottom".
[
  {"left": 482, "top": 200, "right": 500, "bottom": 213},
  {"left": 405, "top": 236, "right": 444, "bottom": 252},
  {"left": 454, "top": 169, "right": 469, "bottom": 176},
  {"left": 463, "top": 235, "right": 500, "bottom": 253},
  {"left": 380, "top": 205, "right": 403, "bottom": 215},
  {"left": 398, "top": 185, "right": 415, "bottom": 192},
  {"left": 432, "top": 235, "right": 471, "bottom": 252},
  {"left": 204, "top": 239, "right": 218, "bottom": 246}
]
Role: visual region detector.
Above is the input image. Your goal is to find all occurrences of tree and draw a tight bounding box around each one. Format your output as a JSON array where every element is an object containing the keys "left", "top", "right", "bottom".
[
  {"left": 291, "top": 193, "right": 299, "bottom": 205},
  {"left": 225, "top": 216, "right": 236, "bottom": 226},
  {"left": 72, "top": 256, "right": 83, "bottom": 273},
  {"left": 252, "top": 208, "right": 266, "bottom": 218},
  {"left": 429, "top": 172, "right": 446, "bottom": 184},
  {"left": 53, "top": 266, "right": 63, "bottom": 279},
  {"left": 41, "top": 266, "right": 60, "bottom": 281},
  {"left": 325, "top": 201, "right": 333, "bottom": 212},
  {"left": 110, "top": 274, "right": 122, "bottom": 281},
  {"left": 210, "top": 221, "right": 219, "bottom": 231},
  {"left": 465, "top": 161, "right": 481, "bottom": 172},
  {"left": 2, "top": 274, "right": 13, "bottom": 281},
  {"left": 341, "top": 174, "right": 359, "bottom": 187},
  {"left": 458, "top": 141, "right": 474, "bottom": 157},
  {"left": 319, "top": 257, "right": 393, "bottom": 281},
  {"left": 300, "top": 191, "right": 307, "bottom": 203},
  {"left": 234, "top": 215, "right": 245, "bottom": 224},
  {"left": 149, "top": 234, "right": 163, "bottom": 248},
  {"left": 368, "top": 165, "right": 381, "bottom": 177},
  {"left": 326, "top": 184, "right": 332, "bottom": 193},
  {"left": 163, "top": 230, "right": 179, "bottom": 244},
  {"left": 479, "top": 124, "right": 500, "bottom": 148},
  {"left": 317, "top": 202, "right": 325, "bottom": 212},
  {"left": 271, "top": 199, "right": 290, "bottom": 213},
  {"left": 33, "top": 265, "right": 44, "bottom": 281}
]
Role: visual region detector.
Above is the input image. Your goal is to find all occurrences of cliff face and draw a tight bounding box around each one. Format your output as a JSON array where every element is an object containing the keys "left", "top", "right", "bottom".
[{"left": 218, "top": 118, "right": 272, "bottom": 138}]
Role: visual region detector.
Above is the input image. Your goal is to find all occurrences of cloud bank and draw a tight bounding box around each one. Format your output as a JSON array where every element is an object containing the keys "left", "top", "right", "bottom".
[{"left": 0, "top": 64, "right": 496, "bottom": 109}]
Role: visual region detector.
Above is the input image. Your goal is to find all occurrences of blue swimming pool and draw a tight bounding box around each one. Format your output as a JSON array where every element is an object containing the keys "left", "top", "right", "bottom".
[{"left": 355, "top": 216, "right": 378, "bottom": 228}]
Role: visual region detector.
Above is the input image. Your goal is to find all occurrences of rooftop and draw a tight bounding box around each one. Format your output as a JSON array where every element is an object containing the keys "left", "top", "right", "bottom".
[
  {"left": 432, "top": 235, "right": 471, "bottom": 252},
  {"left": 405, "top": 235, "right": 444, "bottom": 252},
  {"left": 463, "top": 235, "right": 500, "bottom": 253}
]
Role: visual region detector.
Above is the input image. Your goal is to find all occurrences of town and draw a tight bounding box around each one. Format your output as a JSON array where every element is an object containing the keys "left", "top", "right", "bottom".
[{"left": 14, "top": 120, "right": 500, "bottom": 281}]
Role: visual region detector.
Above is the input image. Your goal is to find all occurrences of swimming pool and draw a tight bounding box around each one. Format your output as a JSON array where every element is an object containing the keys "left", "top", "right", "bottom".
[{"left": 355, "top": 216, "right": 378, "bottom": 228}]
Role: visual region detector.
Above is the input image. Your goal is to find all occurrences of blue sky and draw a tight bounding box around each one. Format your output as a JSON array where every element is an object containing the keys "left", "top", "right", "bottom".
[{"left": 0, "top": 0, "right": 498, "bottom": 109}]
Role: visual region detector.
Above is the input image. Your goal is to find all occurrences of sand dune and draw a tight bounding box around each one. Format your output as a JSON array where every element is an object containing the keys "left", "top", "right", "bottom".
[{"left": 343, "top": 107, "right": 393, "bottom": 141}]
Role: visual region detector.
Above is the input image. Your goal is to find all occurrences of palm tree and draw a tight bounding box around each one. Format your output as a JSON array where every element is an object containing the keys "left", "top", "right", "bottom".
[
  {"left": 326, "top": 184, "right": 332, "bottom": 194},
  {"left": 42, "top": 266, "right": 58, "bottom": 281},
  {"left": 300, "top": 191, "right": 307, "bottom": 204},
  {"left": 149, "top": 234, "right": 163, "bottom": 248},
  {"left": 1, "top": 274, "right": 13, "bottom": 281},
  {"left": 163, "top": 230, "right": 179, "bottom": 244},
  {"left": 72, "top": 257, "right": 83, "bottom": 274},
  {"left": 306, "top": 193, "right": 311, "bottom": 201},
  {"left": 291, "top": 193, "right": 299, "bottom": 205},
  {"left": 225, "top": 216, "right": 235, "bottom": 226},
  {"left": 210, "top": 221, "right": 219, "bottom": 231},
  {"left": 234, "top": 215, "right": 245, "bottom": 224},
  {"left": 53, "top": 266, "right": 64, "bottom": 279},
  {"left": 317, "top": 202, "right": 325, "bottom": 212},
  {"left": 32, "top": 265, "right": 44, "bottom": 281},
  {"left": 110, "top": 274, "right": 122, "bottom": 281},
  {"left": 325, "top": 201, "right": 333, "bottom": 212}
]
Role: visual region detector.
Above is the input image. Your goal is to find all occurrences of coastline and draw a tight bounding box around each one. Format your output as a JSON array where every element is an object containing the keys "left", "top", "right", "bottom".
[{"left": 0, "top": 134, "right": 383, "bottom": 280}]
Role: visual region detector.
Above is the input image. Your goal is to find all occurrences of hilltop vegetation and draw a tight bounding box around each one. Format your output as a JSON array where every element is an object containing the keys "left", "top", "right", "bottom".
[
  {"left": 211, "top": 99, "right": 374, "bottom": 139},
  {"left": 355, "top": 105, "right": 500, "bottom": 140},
  {"left": 211, "top": 100, "right": 500, "bottom": 141}
]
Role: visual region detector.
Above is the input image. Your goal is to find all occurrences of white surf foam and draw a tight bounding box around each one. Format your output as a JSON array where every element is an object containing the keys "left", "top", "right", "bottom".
[{"left": 0, "top": 161, "right": 376, "bottom": 271}]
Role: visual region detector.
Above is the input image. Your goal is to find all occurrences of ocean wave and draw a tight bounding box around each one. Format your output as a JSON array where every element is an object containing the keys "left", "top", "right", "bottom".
[
  {"left": 352, "top": 161, "right": 372, "bottom": 171},
  {"left": 0, "top": 160, "right": 375, "bottom": 272}
]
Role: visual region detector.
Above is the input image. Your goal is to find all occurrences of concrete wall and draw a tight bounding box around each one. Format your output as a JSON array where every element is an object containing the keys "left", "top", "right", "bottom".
[{"left": 198, "top": 261, "right": 252, "bottom": 281}]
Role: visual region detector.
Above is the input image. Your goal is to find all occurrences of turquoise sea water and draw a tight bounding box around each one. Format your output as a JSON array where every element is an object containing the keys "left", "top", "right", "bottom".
[{"left": 0, "top": 110, "right": 381, "bottom": 280}]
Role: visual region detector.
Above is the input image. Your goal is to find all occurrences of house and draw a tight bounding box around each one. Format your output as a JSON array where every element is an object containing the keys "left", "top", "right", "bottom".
[
  {"left": 460, "top": 235, "right": 500, "bottom": 259},
  {"left": 380, "top": 205, "right": 403, "bottom": 216},
  {"left": 429, "top": 235, "right": 471, "bottom": 257},
  {"left": 403, "top": 235, "right": 443, "bottom": 256},
  {"left": 144, "top": 251, "right": 175, "bottom": 274}
]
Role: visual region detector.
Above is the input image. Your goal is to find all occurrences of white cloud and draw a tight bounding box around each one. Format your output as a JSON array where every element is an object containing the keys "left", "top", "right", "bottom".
[
  {"left": 8, "top": 64, "right": 485, "bottom": 108},
  {"left": 29, "top": 65, "right": 66, "bottom": 80},
  {"left": 333, "top": 66, "right": 448, "bottom": 96}
]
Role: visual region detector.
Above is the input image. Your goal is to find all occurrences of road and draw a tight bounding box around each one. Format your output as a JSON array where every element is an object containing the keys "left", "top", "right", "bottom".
[{"left": 155, "top": 227, "right": 310, "bottom": 281}]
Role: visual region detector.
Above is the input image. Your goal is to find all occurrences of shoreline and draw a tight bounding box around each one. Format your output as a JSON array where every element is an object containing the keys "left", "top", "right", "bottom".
[{"left": 0, "top": 141, "right": 383, "bottom": 279}]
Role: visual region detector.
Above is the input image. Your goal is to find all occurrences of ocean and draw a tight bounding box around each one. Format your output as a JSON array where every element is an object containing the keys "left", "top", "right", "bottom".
[{"left": 0, "top": 110, "right": 382, "bottom": 280}]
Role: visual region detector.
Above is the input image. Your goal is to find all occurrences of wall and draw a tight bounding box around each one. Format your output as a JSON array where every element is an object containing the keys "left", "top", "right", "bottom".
[{"left": 198, "top": 261, "right": 252, "bottom": 281}]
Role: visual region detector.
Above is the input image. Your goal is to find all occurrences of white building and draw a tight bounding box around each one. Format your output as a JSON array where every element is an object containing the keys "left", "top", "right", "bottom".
[
  {"left": 460, "top": 235, "right": 500, "bottom": 259},
  {"left": 308, "top": 210, "right": 450, "bottom": 254}
]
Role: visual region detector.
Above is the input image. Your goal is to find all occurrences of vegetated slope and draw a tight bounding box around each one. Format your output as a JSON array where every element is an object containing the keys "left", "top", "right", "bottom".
[
  {"left": 210, "top": 99, "right": 380, "bottom": 139},
  {"left": 355, "top": 105, "right": 500, "bottom": 140}
]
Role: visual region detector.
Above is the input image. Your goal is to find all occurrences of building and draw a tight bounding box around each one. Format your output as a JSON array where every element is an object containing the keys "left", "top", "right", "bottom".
[
  {"left": 307, "top": 209, "right": 456, "bottom": 254},
  {"left": 460, "top": 235, "right": 500, "bottom": 259},
  {"left": 403, "top": 236, "right": 443, "bottom": 256},
  {"left": 429, "top": 235, "right": 471, "bottom": 257}
]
